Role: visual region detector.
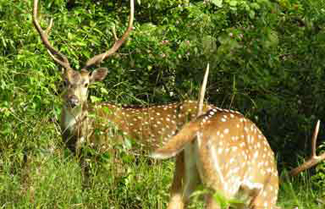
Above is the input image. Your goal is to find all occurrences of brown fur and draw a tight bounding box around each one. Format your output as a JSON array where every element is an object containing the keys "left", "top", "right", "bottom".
[{"left": 152, "top": 108, "right": 279, "bottom": 208}]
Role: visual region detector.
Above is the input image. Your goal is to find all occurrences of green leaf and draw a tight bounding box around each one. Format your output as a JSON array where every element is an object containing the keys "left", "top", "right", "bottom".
[
  {"left": 211, "top": 0, "right": 223, "bottom": 7},
  {"left": 250, "top": 2, "right": 261, "bottom": 10},
  {"left": 248, "top": 10, "right": 255, "bottom": 19},
  {"left": 90, "top": 95, "right": 102, "bottom": 103},
  {"left": 100, "top": 87, "right": 108, "bottom": 95},
  {"left": 229, "top": 0, "right": 237, "bottom": 7}
]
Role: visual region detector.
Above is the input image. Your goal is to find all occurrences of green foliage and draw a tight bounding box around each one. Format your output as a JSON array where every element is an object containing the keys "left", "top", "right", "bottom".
[
  {"left": 1, "top": 0, "right": 325, "bottom": 207},
  {"left": 212, "top": 190, "right": 245, "bottom": 208},
  {"left": 279, "top": 170, "right": 325, "bottom": 208}
]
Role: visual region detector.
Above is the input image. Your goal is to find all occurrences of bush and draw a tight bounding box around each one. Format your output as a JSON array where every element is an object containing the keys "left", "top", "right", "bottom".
[{"left": 1, "top": 0, "right": 325, "bottom": 207}]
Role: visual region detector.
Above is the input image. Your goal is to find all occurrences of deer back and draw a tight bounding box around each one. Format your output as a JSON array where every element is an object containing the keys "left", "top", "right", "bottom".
[{"left": 88, "top": 100, "right": 214, "bottom": 152}]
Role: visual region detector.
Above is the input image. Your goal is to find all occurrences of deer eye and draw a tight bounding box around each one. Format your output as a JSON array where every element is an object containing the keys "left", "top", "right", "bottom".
[{"left": 84, "top": 83, "right": 89, "bottom": 88}]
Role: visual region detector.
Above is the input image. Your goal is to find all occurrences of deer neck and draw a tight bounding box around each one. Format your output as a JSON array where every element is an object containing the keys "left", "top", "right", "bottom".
[{"left": 61, "top": 103, "right": 89, "bottom": 134}]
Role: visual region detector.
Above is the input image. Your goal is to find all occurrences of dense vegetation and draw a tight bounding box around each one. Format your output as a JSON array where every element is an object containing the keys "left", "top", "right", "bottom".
[{"left": 1, "top": 0, "right": 325, "bottom": 208}]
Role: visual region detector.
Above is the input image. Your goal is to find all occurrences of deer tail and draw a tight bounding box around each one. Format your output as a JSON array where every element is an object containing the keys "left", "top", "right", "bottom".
[{"left": 150, "top": 121, "right": 200, "bottom": 159}]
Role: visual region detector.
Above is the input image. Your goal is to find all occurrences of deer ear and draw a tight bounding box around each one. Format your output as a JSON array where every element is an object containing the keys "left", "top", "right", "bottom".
[{"left": 89, "top": 68, "right": 108, "bottom": 83}]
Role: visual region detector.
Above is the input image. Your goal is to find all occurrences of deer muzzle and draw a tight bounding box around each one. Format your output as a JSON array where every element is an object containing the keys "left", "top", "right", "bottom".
[{"left": 67, "top": 95, "right": 80, "bottom": 108}]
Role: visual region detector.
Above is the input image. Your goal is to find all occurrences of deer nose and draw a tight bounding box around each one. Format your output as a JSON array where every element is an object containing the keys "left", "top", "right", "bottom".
[{"left": 68, "top": 95, "right": 79, "bottom": 108}]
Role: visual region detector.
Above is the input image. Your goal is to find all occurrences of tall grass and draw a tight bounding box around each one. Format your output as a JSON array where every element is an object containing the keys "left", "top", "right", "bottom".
[
  {"left": 278, "top": 170, "right": 324, "bottom": 209},
  {"left": 1, "top": 106, "right": 324, "bottom": 208},
  {"left": 0, "top": 109, "right": 175, "bottom": 208}
]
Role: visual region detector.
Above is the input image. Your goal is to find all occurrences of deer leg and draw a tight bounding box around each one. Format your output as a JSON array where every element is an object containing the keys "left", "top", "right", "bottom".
[
  {"left": 167, "top": 144, "right": 201, "bottom": 209},
  {"left": 167, "top": 151, "right": 185, "bottom": 209},
  {"left": 183, "top": 143, "right": 201, "bottom": 205}
]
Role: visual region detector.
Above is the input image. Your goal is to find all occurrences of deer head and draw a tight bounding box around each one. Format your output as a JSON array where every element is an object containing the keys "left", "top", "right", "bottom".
[
  {"left": 32, "top": 0, "right": 134, "bottom": 115},
  {"left": 61, "top": 68, "right": 108, "bottom": 113}
]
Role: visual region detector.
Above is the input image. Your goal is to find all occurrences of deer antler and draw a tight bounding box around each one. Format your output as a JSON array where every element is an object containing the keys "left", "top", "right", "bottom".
[
  {"left": 33, "top": 0, "right": 72, "bottom": 71},
  {"left": 197, "top": 63, "right": 209, "bottom": 117},
  {"left": 195, "top": 63, "right": 209, "bottom": 147},
  {"left": 82, "top": 0, "right": 135, "bottom": 70},
  {"left": 289, "top": 120, "right": 325, "bottom": 176}
]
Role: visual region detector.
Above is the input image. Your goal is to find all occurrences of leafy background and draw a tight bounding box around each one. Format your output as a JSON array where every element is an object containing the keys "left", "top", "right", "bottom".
[{"left": 1, "top": 0, "right": 325, "bottom": 208}]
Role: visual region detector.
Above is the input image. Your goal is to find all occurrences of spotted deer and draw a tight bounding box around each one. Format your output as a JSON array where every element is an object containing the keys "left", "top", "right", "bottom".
[
  {"left": 151, "top": 108, "right": 279, "bottom": 208},
  {"left": 151, "top": 70, "right": 279, "bottom": 208},
  {"left": 32, "top": 0, "right": 214, "bottom": 208},
  {"left": 152, "top": 105, "right": 325, "bottom": 208}
]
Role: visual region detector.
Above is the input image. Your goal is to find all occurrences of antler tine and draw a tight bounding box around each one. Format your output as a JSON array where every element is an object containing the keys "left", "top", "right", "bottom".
[
  {"left": 197, "top": 63, "right": 209, "bottom": 117},
  {"left": 311, "top": 119, "right": 320, "bottom": 157},
  {"left": 33, "top": 0, "right": 72, "bottom": 71},
  {"left": 195, "top": 63, "right": 209, "bottom": 147},
  {"left": 289, "top": 120, "right": 325, "bottom": 176},
  {"left": 83, "top": 0, "right": 134, "bottom": 69}
]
